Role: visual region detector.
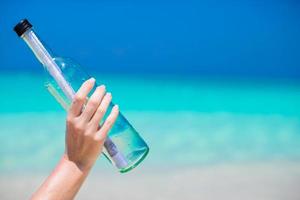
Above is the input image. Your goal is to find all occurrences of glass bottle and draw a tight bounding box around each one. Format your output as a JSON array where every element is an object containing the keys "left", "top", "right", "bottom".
[{"left": 14, "top": 19, "right": 149, "bottom": 173}]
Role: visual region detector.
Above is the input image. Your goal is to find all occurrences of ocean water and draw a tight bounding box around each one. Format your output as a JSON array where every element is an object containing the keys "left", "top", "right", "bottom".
[{"left": 0, "top": 72, "right": 300, "bottom": 172}]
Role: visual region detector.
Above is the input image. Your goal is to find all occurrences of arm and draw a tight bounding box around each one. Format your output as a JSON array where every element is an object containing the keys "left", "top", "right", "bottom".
[{"left": 31, "top": 78, "right": 119, "bottom": 200}]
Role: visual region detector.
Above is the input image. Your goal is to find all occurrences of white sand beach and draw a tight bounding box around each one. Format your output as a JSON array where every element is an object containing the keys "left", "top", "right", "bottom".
[{"left": 1, "top": 161, "right": 300, "bottom": 200}]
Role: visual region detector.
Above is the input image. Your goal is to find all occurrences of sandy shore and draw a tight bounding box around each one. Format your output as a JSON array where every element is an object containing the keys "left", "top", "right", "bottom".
[{"left": 1, "top": 162, "right": 300, "bottom": 200}]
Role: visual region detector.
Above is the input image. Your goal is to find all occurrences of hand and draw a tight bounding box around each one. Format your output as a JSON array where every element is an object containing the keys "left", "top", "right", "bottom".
[
  {"left": 65, "top": 78, "right": 119, "bottom": 171},
  {"left": 31, "top": 78, "right": 119, "bottom": 200}
]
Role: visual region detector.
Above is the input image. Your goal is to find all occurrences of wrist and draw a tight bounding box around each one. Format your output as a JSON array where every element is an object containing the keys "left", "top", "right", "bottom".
[{"left": 61, "top": 154, "right": 93, "bottom": 174}]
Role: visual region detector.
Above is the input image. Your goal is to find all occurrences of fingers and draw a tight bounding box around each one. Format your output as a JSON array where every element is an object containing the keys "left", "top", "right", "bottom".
[
  {"left": 88, "top": 93, "right": 112, "bottom": 130},
  {"left": 95, "top": 105, "right": 119, "bottom": 141},
  {"left": 67, "top": 78, "right": 119, "bottom": 142},
  {"left": 69, "top": 78, "right": 95, "bottom": 118},
  {"left": 80, "top": 85, "right": 106, "bottom": 122}
]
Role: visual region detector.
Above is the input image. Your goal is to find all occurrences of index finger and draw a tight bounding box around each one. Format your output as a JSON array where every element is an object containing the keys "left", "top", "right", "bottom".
[{"left": 68, "top": 78, "right": 96, "bottom": 117}]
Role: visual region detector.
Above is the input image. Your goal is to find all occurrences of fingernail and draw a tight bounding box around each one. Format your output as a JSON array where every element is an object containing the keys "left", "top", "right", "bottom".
[
  {"left": 114, "top": 105, "right": 119, "bottom": 110},
  {"left": 89, "top": 77, "right": 96, "bottom": 83},
  {"left": 97, "top": 85, "right": 105, "bottom": 90},
  {"left": 106, "top": 92, "right": 111, "bottom": 97}
]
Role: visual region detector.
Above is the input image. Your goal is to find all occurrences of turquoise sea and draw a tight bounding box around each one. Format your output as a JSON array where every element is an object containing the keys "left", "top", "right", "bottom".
[
  {"left": 1, "top": 1, "right": 300, "bottom": 199},
  {"left": 0, "top": 72, "right": 299, "bottom": 172}
]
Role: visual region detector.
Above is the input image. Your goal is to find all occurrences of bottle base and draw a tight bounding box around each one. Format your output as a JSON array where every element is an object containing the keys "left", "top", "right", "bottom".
[{"left": 119, "top": 147, "right": 149, "bottom": 173}]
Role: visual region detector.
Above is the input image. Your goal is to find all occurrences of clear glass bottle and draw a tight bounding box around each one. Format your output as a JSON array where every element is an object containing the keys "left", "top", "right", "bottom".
[{"left": 14, "top": 19, "right": 149, "bottom": 173}]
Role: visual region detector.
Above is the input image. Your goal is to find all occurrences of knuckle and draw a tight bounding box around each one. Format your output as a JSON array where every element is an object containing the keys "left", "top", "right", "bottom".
[
  {"left": 89, "top": 99, "right": 98, "bottom": 107},
  {"left": 84, "top": 132, "right": 94, "bottom": 140},
  {"left": 66, "top": 116, "right": 73, "bottom": 124},
  {"left": 74, "top": 95, "right": 85, "bottom": 103},
  {"left": 74, "top": 123, "right": 85, "bottom": 132},
  {"left": 94, "top": 134, "right": 105, "bottom": 142},
  {"left": 87, "top": 119, "right": 97, "bottom": 127},
  {"left": 97, "top": 107, "right": 105, "bottom": 115}
]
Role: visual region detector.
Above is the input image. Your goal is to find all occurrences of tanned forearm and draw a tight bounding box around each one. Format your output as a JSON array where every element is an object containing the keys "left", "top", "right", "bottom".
[{"left": 31, "top": 154, "right": 91, "bottom": 200}]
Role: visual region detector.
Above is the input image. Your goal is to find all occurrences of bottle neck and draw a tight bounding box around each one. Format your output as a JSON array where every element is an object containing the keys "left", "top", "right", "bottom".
[
  {"left": 21, "top": 29, "right": 75, "bottom": 100},
  {"left": 22, "top": 29, "right": 55, "bottom": 69}
]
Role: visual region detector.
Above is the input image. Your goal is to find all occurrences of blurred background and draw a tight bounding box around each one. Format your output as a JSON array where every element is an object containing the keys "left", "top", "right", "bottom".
[{"left": 0, "top": 0, "right": 300, "bottom": 200}]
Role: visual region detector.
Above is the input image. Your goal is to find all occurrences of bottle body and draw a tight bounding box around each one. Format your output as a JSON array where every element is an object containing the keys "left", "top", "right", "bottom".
[{"left": 46, "top": 57, "right": 149, "bottom": 172}]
